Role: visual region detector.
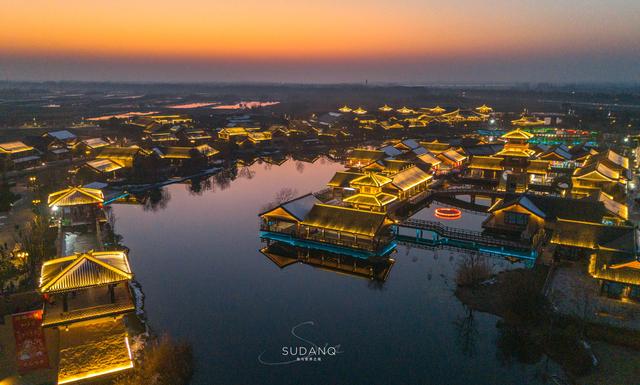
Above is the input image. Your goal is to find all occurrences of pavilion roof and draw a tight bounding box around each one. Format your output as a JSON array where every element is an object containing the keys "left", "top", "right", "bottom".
[
  {"left": 490, "top": 194, "right": 606, "bottom": 223},
  {"left": 494, "top": 147, "right": 536, "bottom": 158},
  {"left": 573, "top": 162, "right": 619, "bottom": 181},
  {"left": 85, "top": 159, "right": 124, "bottom": 173},
  {"left": 511, "top": 115, "right": 545, "bottom": 126},
  {"left": 379, "top": 104, "right": 393, "bottom": 112},
  {"left": 527, "top": 160, "right": 550, "bottom": 174},
  {"left": 438, "top": 149, "right": 467, "bottom": 163},
  {"left": 96, "top": 145, "right": 149, "bottom": 161},
  {"left": 429, "top": 106, "right": 446, "bottom": 114},
  {"left": 302, "top": 204, "right": 393, "bottom": 236},
  {"left": 475, "top": 104, "right": 493, "bottom": 114},
  {"left": 397, "top": 106, "right": 416, "bottom": 114},
  {"left": 552, "top": 220, "right": 635, "bottom": 252},
  {"left": 39, "top": 250, "right": 132, "bottom": 293},
  {"left": 501, "top": 129, "right": 534, "bottom": 140},
  {"left": 347, "top": 148, "right": 386, "bottom": 163},
  {"left": 338, "top": 105, "right": 352, "bottom": 113},
  {"left": 260, "top": 193, "right": 321, "bottom": 222},
  {"left": 468, "top": 156, "right": 503, "bottom": 170},
  {"left": 327, "top": 171, "right": 364, "bottom": 188},
  {"left": 0, "top": 141, "right": 33, "bottom": 154},
  {"left": 353, "top": 107, "right": 367, "bottom": 115},
  {"left": 416, "top": 152, "right": 442, "bottom": 167},
  {"left": 220, "top": 127, "right": 249, "bottom": 135},
  {"left": 420, "top": 140, "right": 451, "bottom": 153},
  {"left": 350, "top": 173, "right": 393, "bottom": 187},
  {"left": 48, "top": 186, "right": 104, "bottom": 207},
  {"left": 391, "top": 166, "right": 432, "bottom": 191},
  {"left": 605, "top": 150, "right": 629, "bottom": 169},
  {"left": 583, "top": 191, "right": 629, "bottom": 220},
  {"left": 155, "top": 146, "right": 193, "bottom": 159},
  {"left": 343, "top": 192, "right": 398, "bottom": 207},
  {"left": 81, "top": 138, "right": 109, "bottom": 149}
]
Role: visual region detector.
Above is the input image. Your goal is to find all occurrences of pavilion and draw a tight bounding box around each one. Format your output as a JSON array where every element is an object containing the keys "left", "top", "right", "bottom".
[{"left": 48, "top": 186, "right": 106, "bottom": 228}]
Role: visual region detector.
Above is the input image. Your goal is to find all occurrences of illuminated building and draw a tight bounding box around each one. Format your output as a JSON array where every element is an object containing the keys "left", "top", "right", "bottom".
[
  {"left": 571, "top": 149, "right": 630, "bottom": 199},
  {"left": 345, "top": 149, "right": 386, "bottom": 169},
  {"left": 260, "top": 195, "right": 395, "bottom": 256},
  {"left": 342, "top": 173, "right": 397, "bottom": 212},
  {"left": 511, "top": 114, "right": 545, "bottom": 127},
  {"left": 75, "top": 137, "right": 110, "bottom": 157},
  {"left": 39, "top": 250, "right": 136, "bottom": 384},
  {"left": 96, "top": 145, "right": 152, "bottom": 168},
  {"left": 483, "top": 194, "right": 610, "bottom": 243},
  {"left": 153, "top": 145, "right": 220, "bottom": 166},
  {"left": 475, "top": 105, "right": 493, "bottom": 114},
  {"left": 396, "top": 106, "right": 416, "bottom": 115},
  {"left": 48, "top": 186, "right": 106, "bottom": 227},
  {"left": 0, "top": 141, "right": 41, "bottom": 169}
]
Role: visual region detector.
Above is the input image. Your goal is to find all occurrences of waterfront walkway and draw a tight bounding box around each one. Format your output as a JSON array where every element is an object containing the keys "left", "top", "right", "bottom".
[{"left": 396, "top": 218, "right": 538, "bottom": 262}]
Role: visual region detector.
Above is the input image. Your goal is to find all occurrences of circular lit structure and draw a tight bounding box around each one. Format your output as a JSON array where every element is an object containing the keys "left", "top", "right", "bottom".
[{"left": 434, "top": 207, "right": 462, "bottom": 220}]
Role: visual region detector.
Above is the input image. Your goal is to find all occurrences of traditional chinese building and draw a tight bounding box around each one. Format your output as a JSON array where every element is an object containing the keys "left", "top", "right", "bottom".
[
  {"left": 39, "top": 250, "right": 136, "bottom": 384},
  {"left": 260, "top": 195, "right": 395, "bottom": 256},
  {"left": 0, "top": 141, "right": 41, "bottom": 169},
  {"left": 48, "top": 186, "right": 106, "bottom": 228}
]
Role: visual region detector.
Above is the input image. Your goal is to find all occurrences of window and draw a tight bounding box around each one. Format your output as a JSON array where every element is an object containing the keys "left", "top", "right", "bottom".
[{"left": 504, "top": 211, "right": 529, "bottom": 226}]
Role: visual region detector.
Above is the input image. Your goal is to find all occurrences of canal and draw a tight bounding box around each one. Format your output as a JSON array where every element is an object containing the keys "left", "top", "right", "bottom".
[{"left": 111, "top": 158, "right": 556, "bottom": 385}]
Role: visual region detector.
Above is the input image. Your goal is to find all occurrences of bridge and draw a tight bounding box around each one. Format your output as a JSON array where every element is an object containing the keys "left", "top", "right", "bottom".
[{"left": 395, "top": 218, "right": 539, "bottom": 263}]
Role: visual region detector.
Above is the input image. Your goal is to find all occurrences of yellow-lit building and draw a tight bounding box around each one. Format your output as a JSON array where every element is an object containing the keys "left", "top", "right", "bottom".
[
  {"left": 260, "top": 195, "right": 395, "bottom": 254},
  {"left": 0, "top": 141, "right": 41, "bottom": 169},
  {"left": 511, "top": 114, "right": 545, "bottom": 127},
  {"left": 39, "top": 250, "right": 136, "bottom": 383},
  {"left": 218, "top": 127, "right": 250, "bottom": 141},
  {"left": 345, "top": 148, "right": 386, "bottom": 169},
  {"left": 48, "top": 186, "right": 106, "bottom": 227},
  {"left": 343, "top": 173, "right": 397, "bottom": 212},
  {"left": 571, "top": 150, "right": 630, "bottom": 199},
  {"left": 475, "top": 105, "right": 493, "bottom": 114},
  {"left": 96, "top": 146, "right": 151, "bottom": 168}
]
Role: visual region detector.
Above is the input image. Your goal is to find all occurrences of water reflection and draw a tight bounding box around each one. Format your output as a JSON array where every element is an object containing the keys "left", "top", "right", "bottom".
[
  {"left": 454, "top": 307, "right": 479, "bottom": 357},
  {"left": 260, "top": 241, "right": 395, "bottom": 282}
]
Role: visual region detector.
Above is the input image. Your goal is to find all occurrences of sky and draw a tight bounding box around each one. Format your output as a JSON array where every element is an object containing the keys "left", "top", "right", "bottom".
[{"left": 1, "top": 0, "right": 639, "bottom": 83}]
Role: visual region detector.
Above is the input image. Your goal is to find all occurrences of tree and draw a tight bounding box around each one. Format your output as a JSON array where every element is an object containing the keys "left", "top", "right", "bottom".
[{"left": 455, "top": 253, "right": 492, "bottom": 287}]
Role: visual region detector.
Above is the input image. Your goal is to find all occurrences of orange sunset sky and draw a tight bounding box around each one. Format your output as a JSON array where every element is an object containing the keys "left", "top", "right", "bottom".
[{"left": 1, "top": 0, "right": 639, "bottom": 82}]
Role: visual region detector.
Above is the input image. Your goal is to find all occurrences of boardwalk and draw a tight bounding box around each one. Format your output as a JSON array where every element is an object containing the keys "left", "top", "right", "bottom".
[
  {"left": 399, "top": 218, "right": 529, "bottom": 249},
  {"left": 396, "top": 218, "right": 538, "bottom": 262}
]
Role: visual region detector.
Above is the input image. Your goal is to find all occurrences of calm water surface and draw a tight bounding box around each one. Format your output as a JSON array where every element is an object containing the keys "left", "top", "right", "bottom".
[{"left": 112, "top": 158, "right": 553, "bottom": 385}]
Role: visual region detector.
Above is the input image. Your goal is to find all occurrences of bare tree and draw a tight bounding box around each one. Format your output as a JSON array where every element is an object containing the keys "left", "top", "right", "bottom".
[{"left": 455, "top": 253, "right": 493, "bottom": 287}]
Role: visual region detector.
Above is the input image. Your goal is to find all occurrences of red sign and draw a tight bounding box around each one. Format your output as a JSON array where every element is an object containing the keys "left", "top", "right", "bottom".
[{"left": 12, "top": 310, "right": 49, "bottom": 373}]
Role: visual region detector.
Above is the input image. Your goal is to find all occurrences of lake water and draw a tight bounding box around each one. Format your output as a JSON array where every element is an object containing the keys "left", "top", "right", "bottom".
[{"left": 111, "top": 158, "right": 555, "bottom": 385}]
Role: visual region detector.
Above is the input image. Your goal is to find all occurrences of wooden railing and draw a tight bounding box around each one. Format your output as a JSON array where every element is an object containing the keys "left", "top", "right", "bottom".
[{"left": 400, "top": 218, "right": 531, "bottom": 249}]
